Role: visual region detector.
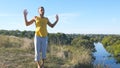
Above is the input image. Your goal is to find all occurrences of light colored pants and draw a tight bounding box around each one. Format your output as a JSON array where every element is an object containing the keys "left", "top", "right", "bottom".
[{"left": 34, "top": 35, "right": 48, "bottom": 61}]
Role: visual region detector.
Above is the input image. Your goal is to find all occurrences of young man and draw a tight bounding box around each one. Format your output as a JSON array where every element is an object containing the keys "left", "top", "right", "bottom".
[{"left": 23, "top": 6, "right": 59, "bottom": 68}]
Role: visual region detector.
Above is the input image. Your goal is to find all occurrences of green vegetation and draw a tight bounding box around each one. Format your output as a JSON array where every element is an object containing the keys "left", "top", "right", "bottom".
[
  {"left": 101, "top": 35, "right": 120, "bottom": 63},
  {"left": 0, "top": 30, "right": 34, "bottom": 39}
]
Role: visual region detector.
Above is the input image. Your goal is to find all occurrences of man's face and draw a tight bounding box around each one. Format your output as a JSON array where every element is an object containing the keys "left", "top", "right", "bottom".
[{"left": 39, "top": 7, "right": 44, "bottom": 16}]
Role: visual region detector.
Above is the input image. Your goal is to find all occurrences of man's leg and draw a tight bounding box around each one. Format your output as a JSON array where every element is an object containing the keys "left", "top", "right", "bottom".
[
  {"left": 41, "top": 37, "right": 48, "bottom": 68},
  {"left": 34, "top": 35, "right": 41, "bottom": 68}
]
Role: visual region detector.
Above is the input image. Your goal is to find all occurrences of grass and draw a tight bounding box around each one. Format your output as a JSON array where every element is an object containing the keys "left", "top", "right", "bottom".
[
  {"left": 0, "top": 35, "right": 110, "bottom": 68},
  {"left": 0, "top": 48, "right": 35, "bottom": 68}
]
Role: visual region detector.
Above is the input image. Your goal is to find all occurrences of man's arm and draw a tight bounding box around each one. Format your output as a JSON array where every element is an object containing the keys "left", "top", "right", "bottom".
[
  {"left": 23, "top": 9, "right": 35, "bottom": 26},
  {"left": 47, "top": 15, "right": 59, "bottom": 28}
]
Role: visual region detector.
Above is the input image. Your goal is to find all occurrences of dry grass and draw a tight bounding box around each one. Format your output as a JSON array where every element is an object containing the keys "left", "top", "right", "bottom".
[
  {"left": 0, "top": 35, "right": 35, "bottom": 68},
  {"left": 48, "top": 45, "right": 93, "bottom": 67},
  {"left": 0, "top": 35, "right": 108, "bottom": 68}
]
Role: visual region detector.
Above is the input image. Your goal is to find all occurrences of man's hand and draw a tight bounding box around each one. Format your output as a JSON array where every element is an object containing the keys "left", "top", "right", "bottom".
[
  {"left": 23, "top": 9, "right": 28, "bottom": 16},
  {"left": 56, "top": 14, "right": 59, "bottom": 22}
]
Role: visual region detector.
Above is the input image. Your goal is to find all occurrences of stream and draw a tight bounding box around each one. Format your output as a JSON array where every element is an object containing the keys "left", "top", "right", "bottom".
[{"left": 93, "top": 42, "right": 120, "bottom": 68}]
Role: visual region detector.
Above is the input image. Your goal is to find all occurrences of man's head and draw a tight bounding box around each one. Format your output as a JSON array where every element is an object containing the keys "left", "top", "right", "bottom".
[{"left": 38, "top": 6, "right": 45, "bottom": 17}]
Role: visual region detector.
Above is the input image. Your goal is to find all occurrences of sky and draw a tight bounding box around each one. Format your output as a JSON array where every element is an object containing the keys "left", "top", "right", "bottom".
[{"left": 0, "top": 0, "right": 120, "bottom": 34}]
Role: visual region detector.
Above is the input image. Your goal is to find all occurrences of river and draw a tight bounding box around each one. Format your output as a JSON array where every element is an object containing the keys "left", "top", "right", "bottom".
[{"left": 93, "top": 42, "right": 120, "bottom": 68}]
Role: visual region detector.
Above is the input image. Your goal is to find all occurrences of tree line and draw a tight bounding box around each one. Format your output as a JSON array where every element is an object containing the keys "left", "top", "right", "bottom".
[
  {"left": 0, "top": 30, "right": 97, "bottom": 47},
  {"left": 0, "top": 30, "right": 34, "bottom": 38},
  {"left": 2, "top": 30, "right": 119, "bottom": 49}
]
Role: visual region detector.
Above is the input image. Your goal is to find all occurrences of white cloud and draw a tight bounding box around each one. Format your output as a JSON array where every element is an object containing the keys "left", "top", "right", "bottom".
[
  {"left": 111, "top": 17, "right": 120, "bottom": 23},
  {"left": 0, "top": 13, "right": 22, "bottom": 17},
  {"left": 59, "top": 13, "right": 80, "bottom": 24},
  {"left": 112, "top": 18, "right": 117, "bottom": 23},
  {"left": 47, "top": 12, "right": 81, "bottom": 33},
  {"left": 48, "top": 12, "right": 80, "bottom": 24}
]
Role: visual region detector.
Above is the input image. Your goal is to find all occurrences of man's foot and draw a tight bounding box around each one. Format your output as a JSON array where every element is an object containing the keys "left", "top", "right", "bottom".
[
  {"left": 38, "top": 65, "right": 40, "bottom": 68},
  {"left": 36, "top": 61, "right": 41, "bottom": 68},
  {"left": 41, "top": 64, "right": 44, "bottom": 68},
  {"left": 41, "top": 59, "right": 45, "bottom": 68}
]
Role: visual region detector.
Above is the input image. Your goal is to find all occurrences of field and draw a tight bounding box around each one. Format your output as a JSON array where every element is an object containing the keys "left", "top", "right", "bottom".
[{"left": 0, "top": 35, "right": 93, "bottom": 68}]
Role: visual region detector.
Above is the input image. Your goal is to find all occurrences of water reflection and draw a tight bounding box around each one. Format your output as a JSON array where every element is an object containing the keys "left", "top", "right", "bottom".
[{"left": 93, "top": 42, "right": 120, "bottom": 68}]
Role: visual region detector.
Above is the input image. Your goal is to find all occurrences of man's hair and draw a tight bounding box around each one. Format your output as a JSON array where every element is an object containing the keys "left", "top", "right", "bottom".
[{"left": 38, "top": 6, "right": 44, "bottom": 10}]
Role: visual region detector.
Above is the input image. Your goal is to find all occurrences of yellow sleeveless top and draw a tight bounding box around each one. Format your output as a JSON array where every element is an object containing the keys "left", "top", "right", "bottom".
[{"left": 35, "top": 16, "right": 48, "bottom": 37}]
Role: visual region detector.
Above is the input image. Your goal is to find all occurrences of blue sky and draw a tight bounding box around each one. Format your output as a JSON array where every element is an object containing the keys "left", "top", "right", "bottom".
[{"left": 0, "top": 0, "right": 120, "bottom": 34}]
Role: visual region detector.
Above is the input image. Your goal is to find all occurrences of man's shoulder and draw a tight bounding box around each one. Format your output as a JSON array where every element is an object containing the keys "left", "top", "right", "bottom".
[
  {"left": 44, "top": 17, "right": 48, "bottom": 19},
  {"left": 34, "top": 16, "right": 39, "bottom": 18},
  {"left": 44, "top": 17, "right": 49, "bottom": 21}
]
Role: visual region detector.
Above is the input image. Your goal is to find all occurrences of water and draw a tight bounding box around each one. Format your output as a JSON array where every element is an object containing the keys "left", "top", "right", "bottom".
[{"left": 93, "top": 42, "right": 120, "bottom": 68}]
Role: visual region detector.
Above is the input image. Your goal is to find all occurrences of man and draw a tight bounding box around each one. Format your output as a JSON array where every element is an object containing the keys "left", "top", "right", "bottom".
[{"left": 23, "top": 6, "right": 59, "bottom": 68}]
